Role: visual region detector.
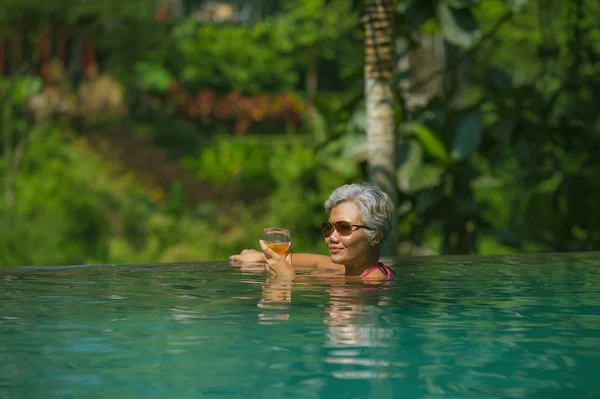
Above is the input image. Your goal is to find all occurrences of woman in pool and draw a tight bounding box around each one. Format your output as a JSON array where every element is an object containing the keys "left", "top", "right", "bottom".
[{"left": 230, "top": 183, "right": 395, "bottom": 281}]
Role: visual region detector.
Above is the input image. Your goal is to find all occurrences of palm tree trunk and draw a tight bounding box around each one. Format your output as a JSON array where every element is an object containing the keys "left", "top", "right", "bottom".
[{"left": 364, "top": 0, "right": 397, "bottom": 257}]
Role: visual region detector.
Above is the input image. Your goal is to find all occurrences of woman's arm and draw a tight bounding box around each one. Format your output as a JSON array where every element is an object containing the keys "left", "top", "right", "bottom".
[
  {"left": 229, "top": 249, "right": 263, "bottom": 263},
  {"left": 230, "top": 249, "right": 340, "bottom": 270},
  {"left": 291, "top": 253, "right": 341, "bottom": 270}
]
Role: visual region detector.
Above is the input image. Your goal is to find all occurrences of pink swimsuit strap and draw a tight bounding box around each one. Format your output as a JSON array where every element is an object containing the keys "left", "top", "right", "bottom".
[{"left": 361, "top": 262, "right": 393, "bottom": 280}]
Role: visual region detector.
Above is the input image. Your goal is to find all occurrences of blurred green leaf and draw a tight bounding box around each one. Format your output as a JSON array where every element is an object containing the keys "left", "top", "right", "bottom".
[
  {"left": 503, "top": 0, "right": 528, "bottom": 12},
  {"left": 340, "top": 134, "right": 367, "bottom": 161},
  {"left": 135, "top": 62, "right": 173, "bottom": 93},
  {"left": 470, "top": 174, "right": 504, "bottom": 191},
  {"left": 537, "top": 172, "right": 563, "bottom": 194},
  {"left": 410, "top": 164, "right": 446, "bottom": 192},
  {"left": 451, "top": 112, "right": 481, "bottom": 161},
  {"left": 401, "top": 122, "right": 450, "bottom": 163},
  {"left": 166, "top": 181, "right": 185, "bottom": 217},
  {"left": 347, "top": 102, "right": 366, "bottom": 135},
  {"left": 12, "top": 76, "right": 42, "bottom": 104},
  {"left": 437, "top": 2, "right": 480, "bottom": 48},
  {"left": 397, "top": 140, "right": 424, "bottom": 192}
]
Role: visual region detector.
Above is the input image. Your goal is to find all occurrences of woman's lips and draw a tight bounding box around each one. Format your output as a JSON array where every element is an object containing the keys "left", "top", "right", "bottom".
[{"left": 329, "top": 247, "right": 342, "bottom": 254}]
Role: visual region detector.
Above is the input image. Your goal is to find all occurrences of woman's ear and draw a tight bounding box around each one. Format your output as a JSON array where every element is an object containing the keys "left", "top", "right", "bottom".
[{"left": 371, "top": 230, "right": 383, "bottom": 246}]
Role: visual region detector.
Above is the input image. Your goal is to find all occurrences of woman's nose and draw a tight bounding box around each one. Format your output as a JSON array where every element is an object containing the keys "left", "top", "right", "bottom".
[{"left": 328, "top": 230, "right": 341, "bottom": 242}]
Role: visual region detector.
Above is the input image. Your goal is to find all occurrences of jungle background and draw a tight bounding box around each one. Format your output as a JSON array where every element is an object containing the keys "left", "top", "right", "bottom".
[{"left": 1, "top": 0, "right": 599, "bottom": 267}]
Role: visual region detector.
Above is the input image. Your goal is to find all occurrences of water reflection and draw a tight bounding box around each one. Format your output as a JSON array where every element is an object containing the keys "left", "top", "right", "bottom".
[
  {"left": 319, "top": 282, "right": 397, "bottom": 399},
  {"left": 324, "top": 284, "right": 393, "bottom": 347},
  {"left": 256, "top": 273, "right": 393, "bottom": 345},
  {"left": 258, "top": 277, "right": 293, "bottom": 323},
  {"left": 257, "top": 271, "right": 396, "bottom": 398}
]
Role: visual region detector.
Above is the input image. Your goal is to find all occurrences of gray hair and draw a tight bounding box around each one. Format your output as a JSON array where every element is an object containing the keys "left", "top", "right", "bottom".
[{"left": 324, "top": 183, "right": 395, "bottom": 247}]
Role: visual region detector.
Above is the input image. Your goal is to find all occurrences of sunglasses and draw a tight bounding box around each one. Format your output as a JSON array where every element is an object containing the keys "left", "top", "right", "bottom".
[{"left": 321, "top": 221, "right": 374, "bottom": 238}]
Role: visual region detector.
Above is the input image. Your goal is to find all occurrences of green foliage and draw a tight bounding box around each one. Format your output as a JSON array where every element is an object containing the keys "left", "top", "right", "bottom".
[
  {"left": 9, "top": 76, "right": 43, "bottom": 105},
  {"left": 184, "top": 135, "right": 276, "bottom": 191},
  {"left": 0, "top": 126, "right": 251, "bottom": 266},
  {"left": 273, "top": 0, "right": 360, "bottom": 59},
  {"left": 394, "top": 0, "right": 600, "bottom": 254},
  {"left": 451, "top": 111, "right": 481, "bottom": 161},
  {"left": 401, "top": 121, "right": 450, "bottom": 164},
  {"left": 263, "top": 145, "right": 331, "bottom": 252},
  {"left": 134, "top": 62, "right": 174, "bottom": 93},
  {"left": 4, "top": 0, "right": 600, "bottom": 265},
  {"left": 0, "top": 118, "right": 358, "bottom": 267},
  {"left": 170, "top": 19, "right": 298, "bottom": 94},
  {"left": 402, "top": 0, "right": 482, "bottom": 47},
  {"left": 182, "top": 132, "right": 357, "bottom": 249},
  {"left": 436, "top": 2, "right": 480, "bottom": 48},
  {"left": 1, "top": 128, "right": 114, "bottom": 265}
]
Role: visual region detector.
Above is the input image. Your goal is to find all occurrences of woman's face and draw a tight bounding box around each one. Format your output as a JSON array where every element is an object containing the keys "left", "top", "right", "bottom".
[{"left": 325, "top": 201, "right": 376, "bottom": 267}]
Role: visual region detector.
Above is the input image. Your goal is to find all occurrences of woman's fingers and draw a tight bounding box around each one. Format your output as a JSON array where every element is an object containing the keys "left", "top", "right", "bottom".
[
  {"left": 259, "top": 240, "right": 279, "bottom": 259},
  {"left": 257, "top": 240, "right": 295, "bottom": 278},
  {"left": 263, "top": 258, "right": 281, "bottom": 276},
  {"left": 284, "top": 243, "right": 292, "bottom": 263},
  {"left": 264, "top": 261, "right": 275, "bottom": 275}
]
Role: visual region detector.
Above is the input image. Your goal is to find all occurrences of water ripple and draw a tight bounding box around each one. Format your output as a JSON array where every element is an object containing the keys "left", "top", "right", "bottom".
[{"left": 0, "top": 255, "right": 599, "bottom": 398}]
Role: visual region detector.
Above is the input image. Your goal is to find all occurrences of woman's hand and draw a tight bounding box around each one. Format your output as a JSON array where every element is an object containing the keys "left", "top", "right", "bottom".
[
  {"left": 259, "top": 240, "right": 296, "bottom": 279},
  {"left": 229, "top": 249, "right": 263, "bottom": 263}
]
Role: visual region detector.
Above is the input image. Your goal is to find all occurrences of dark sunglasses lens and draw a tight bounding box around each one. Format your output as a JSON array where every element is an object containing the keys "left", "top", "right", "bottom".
[
  {"left": 335, "top": 221, "right": 353, "bottom": 236},
  {"left": 321, "top": 223, "right": 334, "bottom": 237}
]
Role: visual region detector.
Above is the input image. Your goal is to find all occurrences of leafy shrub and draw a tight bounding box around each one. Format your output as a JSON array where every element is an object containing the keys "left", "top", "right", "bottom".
[
  {"left": 0, "top": 125, "right": 228, "bottom": 266},
  {"left": 183, "top": 135, "right": 276, "bottom": 191},
  {"left": 170, "top": 19, "right": 298, "bottom": 95}
]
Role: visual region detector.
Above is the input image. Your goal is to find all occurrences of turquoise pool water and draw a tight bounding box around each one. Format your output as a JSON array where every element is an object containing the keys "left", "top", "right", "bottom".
[{"left": 1, "top": 253, "right": 599, "bottom": 398}]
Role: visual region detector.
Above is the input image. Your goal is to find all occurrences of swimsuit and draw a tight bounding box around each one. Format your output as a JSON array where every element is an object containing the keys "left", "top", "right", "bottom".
[{"left": 361, "top": 262, "right": 394, "bottom": 280}]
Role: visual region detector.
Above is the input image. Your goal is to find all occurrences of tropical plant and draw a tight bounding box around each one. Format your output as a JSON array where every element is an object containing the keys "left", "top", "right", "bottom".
[
  {"left": 271, "top": 0, "right": 361, "bottom": 100},
  {"left": 392, "top": 0, "right": 600, "bottom": 254}
]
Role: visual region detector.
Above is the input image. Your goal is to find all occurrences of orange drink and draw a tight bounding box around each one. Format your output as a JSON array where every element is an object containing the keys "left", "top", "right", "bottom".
[
  {"left": 263, "top": 228, "right": 291, "bottom": 256},
  {"left": 266, "top": 243, "right": 290, "bottom": 255}
]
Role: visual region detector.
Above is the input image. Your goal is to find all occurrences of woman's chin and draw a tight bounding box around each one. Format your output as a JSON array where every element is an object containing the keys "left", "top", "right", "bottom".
[{"left": 329, "top": 253, "right": 345, "bottom": 265}]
